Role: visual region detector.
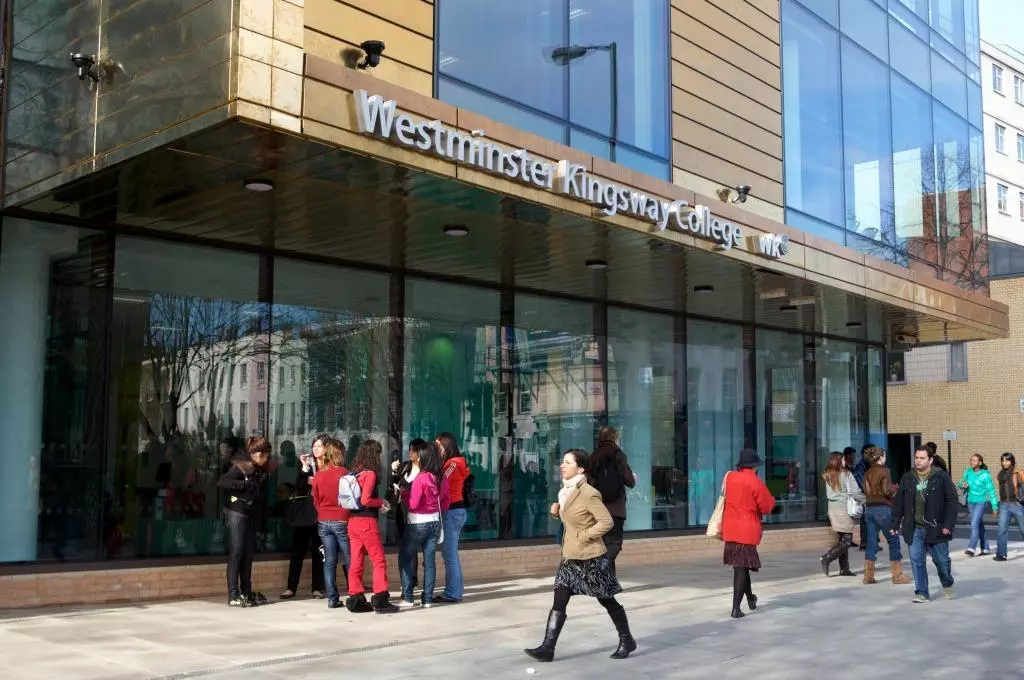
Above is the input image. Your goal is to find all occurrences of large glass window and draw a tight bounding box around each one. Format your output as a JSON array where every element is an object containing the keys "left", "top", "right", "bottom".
[
  {"left": 892, "top": 74, "right": 936, "bottom": 254},
  {"left": 782, "top": 0, "right": 845, "bottom": 227},
  {"left": 437, "top": 0, "right": 670, "bottom": 177}
]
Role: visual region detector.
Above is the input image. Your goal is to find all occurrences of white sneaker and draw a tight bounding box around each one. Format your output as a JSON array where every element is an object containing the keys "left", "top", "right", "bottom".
[
  {"left": 396, "top": 600, "right": 417, "bottom": 609},
  {"left": 943, "top": 587, "right": 956, "bottom": 600},
  {"left": 421, "top": 602, "right": 433, "bottom": 609},
  {"left": 912, "top": 593, "right": 929, "bottom": 603}
]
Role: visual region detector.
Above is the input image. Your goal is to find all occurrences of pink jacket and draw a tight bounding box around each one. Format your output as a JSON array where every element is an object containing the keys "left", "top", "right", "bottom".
[{"left": 402, "top": 472, "right": 451, "bottom": 516}]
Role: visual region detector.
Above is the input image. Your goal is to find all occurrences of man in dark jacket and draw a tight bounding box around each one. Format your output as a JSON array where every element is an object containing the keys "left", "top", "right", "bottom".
[
  {"left": 892, "top": 445, "right": 958, "bottom": 603},
  {"left": 591, "top": 426, "right": 635, "bottom": 576}
]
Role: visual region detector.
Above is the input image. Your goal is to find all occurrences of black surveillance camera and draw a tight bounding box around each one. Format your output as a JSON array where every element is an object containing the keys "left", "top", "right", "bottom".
[
  {"left": 735, "top": 184, "right": 751, "bottom": 203},
  {"left": 358, "top": 40, "right": 385, "bottom": 69},
  {"left": 70, "top": 52, "right": 99, "bottom": 81}
]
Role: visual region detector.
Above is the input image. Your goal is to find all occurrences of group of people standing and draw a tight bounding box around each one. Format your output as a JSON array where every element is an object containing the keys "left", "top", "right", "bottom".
[{"left": 956, "top": 451, "right": 1024, "bottom": 561}]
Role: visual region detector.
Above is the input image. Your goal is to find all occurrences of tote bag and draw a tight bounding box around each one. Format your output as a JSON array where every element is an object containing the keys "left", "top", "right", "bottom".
[
  {"left": 845, "top": 474, "right": 864, "bottom": 519},
  {"left": 706, "top": 472, "right": 731, "bottom": 540}
]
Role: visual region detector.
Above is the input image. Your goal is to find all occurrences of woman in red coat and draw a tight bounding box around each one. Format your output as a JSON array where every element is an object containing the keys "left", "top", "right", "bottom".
[{"left": 722, "top": 448, "right": 776, "bottom": 619}]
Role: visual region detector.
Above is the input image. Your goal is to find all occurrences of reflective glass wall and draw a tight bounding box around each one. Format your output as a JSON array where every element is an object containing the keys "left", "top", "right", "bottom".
[
  {"left": 781, "top": 0, "right": 988, "bottom": 292},
  {"left": 436, "top": 0, "right": 671, "bottom": 179},
  {"left": 0, "top": 220, "right": 888, "bottom": 564}
]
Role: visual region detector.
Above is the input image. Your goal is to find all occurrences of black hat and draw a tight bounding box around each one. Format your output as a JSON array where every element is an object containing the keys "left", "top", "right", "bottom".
[
  {"left": 737, "top": 449, "right": 762, "bottom": 468},
  {"left": 231, "top": 450, "right": 251, "bottom": 463}
]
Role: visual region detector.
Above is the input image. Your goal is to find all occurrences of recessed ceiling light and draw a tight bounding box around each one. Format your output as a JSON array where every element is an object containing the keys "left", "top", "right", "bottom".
[
  {"left": 779, "top": 304, "right": 798, "bottom": 312},
  {"left": 243, "top": 178, "right": 275, "bottom": 192},
  {"left": 585, "top": 259, "right": 608, "bottom": 270},
  {"left": 846, "top": 321, "right": 863, "bottom": 329},
  {"left": 693, "top": 285, "right": 714, "bottom": 294},
  {"left": 442, "top": 224, "right": 469, "bottom": 236},
  {"left": 759, "top": 288, "right": 788, "bottom": 300},
  {"left": 789, "top": 296, "right": 816, "bottom": 306}
]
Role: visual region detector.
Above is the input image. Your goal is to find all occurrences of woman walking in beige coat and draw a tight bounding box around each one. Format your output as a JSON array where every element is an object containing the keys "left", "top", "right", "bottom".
[
  {"left": 524, "top": 448, "right": 636, "bottom": 663},
  {"left": 820, "top": 451, "right": 865, "bottom": 577}
]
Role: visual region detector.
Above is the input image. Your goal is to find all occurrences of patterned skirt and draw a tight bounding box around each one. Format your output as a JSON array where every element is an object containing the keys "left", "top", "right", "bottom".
[
  {"left": 553, "top": 554, "right": 623, "bottom": 598},
  {"left": 723, "top": 542, "right": 761, "bottom": 571}
]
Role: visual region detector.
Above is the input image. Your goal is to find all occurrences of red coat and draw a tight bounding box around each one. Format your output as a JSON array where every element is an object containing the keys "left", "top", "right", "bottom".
[{"left": 722, "top": 468, "right": 776, "bottom": 546}]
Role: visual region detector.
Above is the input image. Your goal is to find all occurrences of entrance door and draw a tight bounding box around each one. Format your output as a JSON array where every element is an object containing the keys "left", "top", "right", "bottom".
[{"left": 887, "top": 433, "right": 919, "bottom": 483}]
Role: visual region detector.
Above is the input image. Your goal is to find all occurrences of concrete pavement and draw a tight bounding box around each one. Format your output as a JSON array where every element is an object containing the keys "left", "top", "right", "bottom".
[{"left": 1, "top": 537, "right": 1021, "bottom": 680}]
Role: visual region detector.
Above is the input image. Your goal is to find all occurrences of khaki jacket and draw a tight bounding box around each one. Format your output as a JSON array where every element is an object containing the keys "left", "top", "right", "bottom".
[{"left": 559, "top": 482, "right": 613, "bottom": 560}]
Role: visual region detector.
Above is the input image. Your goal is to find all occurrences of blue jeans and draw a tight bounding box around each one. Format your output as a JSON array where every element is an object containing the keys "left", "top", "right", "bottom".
[
  {"left": 967, "top": 501, "right": 990, "bottom": 552},
  {"left": 908, "top": 527, "right": 954, "bottom": 598},
  {"left": 317, "top": 521, "right": 351, "bottom": 605},
  {"left": 399, "top": 521, "right": 441, "bottom": 604},
  {"left": 864, "top": 505, "right": 902, "bottom": 562},
  {"left": 997, "top": 502, "right": 1024, "bottom": 558},
  {"left": 440, "top": 508, "right": 467, "bottom": 600}
]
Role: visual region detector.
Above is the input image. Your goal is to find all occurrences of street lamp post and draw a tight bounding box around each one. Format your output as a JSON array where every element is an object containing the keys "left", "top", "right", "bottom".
[{"left": 550, "top": 42, "right": 619, "bottom": 157}]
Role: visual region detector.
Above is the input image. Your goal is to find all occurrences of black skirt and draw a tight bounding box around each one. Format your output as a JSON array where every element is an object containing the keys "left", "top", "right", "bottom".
[
  {"left": 553, "top": 554, "right": 622, "bottom": 598},
  {"left": 723, "top": 542, "right": 761, "bottom": 571}
]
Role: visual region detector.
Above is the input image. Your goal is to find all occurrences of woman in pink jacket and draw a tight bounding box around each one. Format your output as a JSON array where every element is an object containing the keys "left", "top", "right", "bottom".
[{"left": 398, "top": 441, "right": 451, "bottom": 607}]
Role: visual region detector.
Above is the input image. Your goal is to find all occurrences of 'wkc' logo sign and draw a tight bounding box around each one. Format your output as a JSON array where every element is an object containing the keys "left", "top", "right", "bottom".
[{"left": 756, "top": 233, "right": 790, "bottom": 259}]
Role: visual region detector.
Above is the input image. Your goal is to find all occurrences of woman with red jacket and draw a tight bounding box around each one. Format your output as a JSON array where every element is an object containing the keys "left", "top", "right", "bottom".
[
  {"left": 346, "top": 439, "right": 399, "bottom": 614},
  {"left": 722, "top": 448, "right": 776, "bottom": 619},
  {"left": 435, "top": 432, "right": 470, "bottom": 603},
  {"left": 310, "top": 437, "right": 351, "bottom": 609}
]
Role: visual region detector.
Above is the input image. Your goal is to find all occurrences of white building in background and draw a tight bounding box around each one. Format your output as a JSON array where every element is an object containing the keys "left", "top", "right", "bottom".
[{"left": 983, "top": 40, "right": 1024, "bottom": 248}]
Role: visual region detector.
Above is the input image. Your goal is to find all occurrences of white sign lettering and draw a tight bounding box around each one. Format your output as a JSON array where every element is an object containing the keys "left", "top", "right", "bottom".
[{"left": 756, "top": 233, "right": 790, "bottom": 259}]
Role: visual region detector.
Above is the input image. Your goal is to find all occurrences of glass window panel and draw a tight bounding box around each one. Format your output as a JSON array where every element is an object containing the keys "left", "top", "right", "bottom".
[
  {"left": 796, "top": 0, "right": 838, "bottom": 25},
  {"left": 995, "top": 124, "right": 1006, "bottom": 154},
  {"left": 889, "top": 20, "right": 930, "bottom": 90},
  {"left": 840, "top": 0, "right": 887, "bottom": 61},
  {"left": 966, "top": 60, "right": 980, "bottom": 85},
  {"left": 931, "top": 49, "right": 967, "bottom": 119},
  {"left": 888, "top": 0, "right": 929, "bottom": 39},
  {"left": 1018, "top": 134, "right": 1024, "bottom": 163},
  {"left": 568, "top": 0, "right": 670, "bottom": 156},
  {"left": 933, "top": 105, "right": 970, "bottom": 255},
  {"left": 404, "top": 279, "right": 502, "bottom": 541},
  {"left": 687, "top": 320, "right": 752, "bottom": 527},
  {"left": 615, "top": 144, "right": 671, "bottom": 180},
  {"left": 569, "top": 127, "right": 610, "bottom": 159},
  {"left": 786, "top": 209, "right": 848, "bottom": 245},
  {"left": 867, "top": 347, "right": 887, "bottom": 449},
  {"left": 782, "top": 0, "right": 845, "bottom": 227},
  {"left": 992, "top": 64, "right": 1004, "bottom": 92},
  {"left": 108, "top": 237, "right": 267, "bottom": 558},
  {"left": 757, "top": 329, "right": 816, "bottom": 524},
  {"left": 896, "top": 0, "right": 929, "bottom": 21},
  {"left": 965, "top": 0, "right": 980, "bottom": 65},
  {"left": 929, "top": 0, "right": 965, "bottom": 52},
  {"left": 814, "top": 338, "right": 866, "bottom": 458},
  {"left": 967, "top": 80, "right": 982, "bottom": 130},
  {"left": 848, "top": 233, "right": 909, "bottom": 267},
  {"left": 438, "top": 0, "right": 567, "bottom": 118},
  {"left": 512, "top": 294, "right": 600, "bottom": 539},
  {"left": 948, "top": 342, "right": 967, "bottom": 381},
  {"left": 606, "top": 308, "right": 677, "bottom": 530},
  {"left": 931, "top": 29, "right": 966, "bottom": 71},
  {"left": 997, "top": 184, "right": 1007, "bottom": 213},
  {"left": 437, "top": 77, "right": 567, "bottom": 146},
  {"left": 841, "top": 41, "right": 894, "bottom": 243},
  {"left": 891, "top": 74, "right": 936, "bottom": 258}
]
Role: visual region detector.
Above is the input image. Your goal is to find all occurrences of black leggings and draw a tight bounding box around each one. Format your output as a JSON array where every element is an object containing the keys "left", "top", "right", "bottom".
[
  {"left": 731, "top": 567, "right": 753, "bottom": 610},
  {"left": 552, "top": 585, "right": 620, "bottom": 613}
]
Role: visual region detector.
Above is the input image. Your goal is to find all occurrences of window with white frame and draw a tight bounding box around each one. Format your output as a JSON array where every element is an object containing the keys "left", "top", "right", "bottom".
[
  {"left": 240, "top": 363, "right": 248, "bottom": 388},
  {"left": 948, "top": 342, "right": 968, "bottom": 381},
  {"left": 257, "top": 401, "right": 266, "bottom": 433},
  {"left": 1019, "top": 191, "right": 1024, "bottom": 220},
  {"left": 996, "top": 123, "right": 1006, "bottom": 153},
  {"left": 239, "top": 401, "right": 248, "bottom": 434},
  {"left": 994, "top": 64, "right": 1004, "bottom": 92},
  {"left": 998, "top": 183, "right": 1009, "bottom": 212},
  {"left": 257, "top": 361, "right": 266, "bottom": 387},
  {"left": 1018, "top": 133, "right": 1024, "bottom": 162},
  {"left": 1016, "top": 75, "right": 1024, "bottom": 104}
]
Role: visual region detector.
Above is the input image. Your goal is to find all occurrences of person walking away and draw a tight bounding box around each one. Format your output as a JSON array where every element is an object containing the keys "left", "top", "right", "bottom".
[
  {"left": 959, "top": 454, "right": 998, "bottom": 556},
  {"left": 217, "top": 437, "right": 270, "bottom": 607},
  {"left": 722, "top": 449, "right": 776, "bottom": 619},
  {"left": 435, "top": 432, "right": 470, "bottom": 604},
  {"left": 398, "top": 440, "right": 450, "bottom": 608},
  {"left": 925, "top": 442, "right": 948, "bottom": 472},
  {"left": 280, "top": 443, "right": 326, "bottom": 600},
  {"left": 345, "top": 439, "right": 399, "bottom": 614},
  {"left": 820, "top": 452, "right": 864, "bottom": 577},
  {"left": 310, "top": 438, "right": 352, "bottom": 609},
  {"left": 524, "top": 449, "right": 635, "bottom": 662},
  {"left": 590, "top": 426, "right": 636, "bottom": 576},
  {"left": 861, "top": 446, "right": 911, "bottom": 585},
  {"left": 994, "top": 452, "right": 1024, "bottom": 562},
  {"left": 892, "top": 446, "right": 958, "bottom": 602}
]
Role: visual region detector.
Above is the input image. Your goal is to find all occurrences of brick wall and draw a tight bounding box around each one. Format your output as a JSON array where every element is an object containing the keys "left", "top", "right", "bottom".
[
  {"left": 0, "top": 526, "right": 832, "bottom": 610},
  {"left": 888, "top": 278, "right": 1024, "bottom": 481}
]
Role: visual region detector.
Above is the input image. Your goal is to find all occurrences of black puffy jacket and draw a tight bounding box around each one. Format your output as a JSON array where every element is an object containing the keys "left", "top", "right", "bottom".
[{"left": 892, "top": 468, "right": 958, "bottom": 545}]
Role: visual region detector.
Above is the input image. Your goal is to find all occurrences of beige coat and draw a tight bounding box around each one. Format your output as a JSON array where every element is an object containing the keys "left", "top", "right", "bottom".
[
  {"left": 825, "top": 470, "right": 865, "bottom": 534},
  {"left": 559, "top": 482, "right": 614, "bottom": 560}
]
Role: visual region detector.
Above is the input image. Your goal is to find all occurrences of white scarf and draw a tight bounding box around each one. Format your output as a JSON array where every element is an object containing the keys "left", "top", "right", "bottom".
[{"left": 558, "top": 474, "right": 587, "bottom": 517}]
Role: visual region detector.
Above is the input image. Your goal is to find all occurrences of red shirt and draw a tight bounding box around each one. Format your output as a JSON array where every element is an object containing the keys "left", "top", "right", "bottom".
[
  {"left": 443, "top": 456, "right": 470, "bottom": 507},
  {"left": 311, "top": 465, "right": 351, "bottom": 522},
  {"left": 722, "top": 468, "right": 776, "bottom": 546}
]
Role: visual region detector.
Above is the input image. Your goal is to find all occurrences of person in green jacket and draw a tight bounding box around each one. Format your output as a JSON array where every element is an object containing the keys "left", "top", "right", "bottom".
[{"left": 959, "top": 454, "right": 999, "bottom": 556}]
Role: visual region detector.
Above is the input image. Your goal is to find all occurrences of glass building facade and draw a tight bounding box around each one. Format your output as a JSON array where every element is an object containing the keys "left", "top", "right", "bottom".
[{"left": 781, "top": 0, "right": 987, "bottom": 291}]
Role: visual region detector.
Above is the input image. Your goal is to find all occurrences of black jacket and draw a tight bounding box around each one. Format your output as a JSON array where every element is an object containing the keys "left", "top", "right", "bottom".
[
  {"left": 286, "top": 467, "right": 318, "bottom": 528},
  {"left": 217, "top": 464, "right": 267, "bottom": 520},
  {"left": 892, "top": 468, "right": 958, "bottom": 545}
]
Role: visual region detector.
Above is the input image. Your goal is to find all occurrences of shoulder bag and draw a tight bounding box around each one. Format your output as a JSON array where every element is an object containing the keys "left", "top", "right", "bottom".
[
  {"left": 706, "top": 472, "right": 730, "bottom": 540},
  {"left": 845, "top": 473, "right": 864, "bottom": 519}
]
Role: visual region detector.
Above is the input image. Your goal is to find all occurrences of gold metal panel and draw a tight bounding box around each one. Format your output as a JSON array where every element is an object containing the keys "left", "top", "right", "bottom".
[
  {"left": 342, "top": 0, "right": 434, "bottom": 38},
  {"left": 673, "top": 118, "right": 782, "bottom": 177},
  {"left": 304, "top": 0, "right": 433, "bottom": 72},
  {"left": 671, "top": 32, "right": 779, "bottom": 90},
  {"left": 709, "top": 0, "right": 781, "bottom": 43},
  {"left": 672, "top": 107, "right": 781, "bottom": 158},
  {"left": 743, "top": 0, "right": 780, "bottom": 21},
  {"left": 671, "top": 66, "right": 781, "bottom": 135},
  {"left": 303, "top": 29, "right": 433, "bottom": 95},
  {"left": 671, "top": 37, "right": 781, "bottom": 112},
  {"left": 671, "top": 3, "right": 780, "bottom": 67},
  {"left": 673, "top": 141, "right": 783, "bottom": 203}
]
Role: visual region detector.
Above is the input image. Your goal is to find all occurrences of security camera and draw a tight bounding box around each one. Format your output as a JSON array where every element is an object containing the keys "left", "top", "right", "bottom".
[
  {"left": 735, "top": 184, "right": 751, "bottom": 203},
  {"left": 894, "top": 333, "right": 919, "bottom": 345},
  {"left": 70, "top": 53, "right": 99, "bottom": 82},
  {"left": 357, "top": 40, "right": 386, "bottom": 69}
]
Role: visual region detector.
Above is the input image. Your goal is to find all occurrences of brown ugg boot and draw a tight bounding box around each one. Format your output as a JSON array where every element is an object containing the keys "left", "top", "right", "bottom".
[
  {"left": 862, "top": 560, "right": 877, "bottom": 584},
  {"left": 890, "top": 561, "right": 911, "bottom": 584}
]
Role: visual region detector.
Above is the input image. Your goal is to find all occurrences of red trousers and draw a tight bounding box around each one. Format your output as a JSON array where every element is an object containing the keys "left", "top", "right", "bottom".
[{"left": 347, "top": 516, "right": 389, "bottom": 596}]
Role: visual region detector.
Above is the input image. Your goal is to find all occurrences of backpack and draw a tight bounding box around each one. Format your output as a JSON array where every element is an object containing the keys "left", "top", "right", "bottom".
[
  {"left": 337, "top": 472, "right": 363, "bottom": 511},
  {"left": 591, "top": 452, "right": 625, "bottom": 503}
]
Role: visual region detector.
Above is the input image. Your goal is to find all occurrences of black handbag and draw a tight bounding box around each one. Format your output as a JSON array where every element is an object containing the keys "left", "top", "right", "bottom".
[{"left": 285, "top": 493, "right": 317, "bottom": 528}]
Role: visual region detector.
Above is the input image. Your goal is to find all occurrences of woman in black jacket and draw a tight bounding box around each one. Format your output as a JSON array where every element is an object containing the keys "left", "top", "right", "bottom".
[
  {"left": 217, "top": 437, "right": 270, "bottom": 607},
  {"left": 280, "top": 438, "right": 326, "bottom": 600}
]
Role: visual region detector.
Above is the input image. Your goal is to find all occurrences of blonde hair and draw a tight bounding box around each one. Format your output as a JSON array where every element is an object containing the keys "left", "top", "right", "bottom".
[{"left": 324, "top": 439, "right": 346, "bottom": 468}]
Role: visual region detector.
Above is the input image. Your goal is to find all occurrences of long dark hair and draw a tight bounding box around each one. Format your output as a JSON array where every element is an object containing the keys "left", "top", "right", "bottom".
[
  {"left": 418, "top": 441, "right": 444, "bottom": 486},
  {"left": 971, "top": 454, "right": 988, "bottom": 471},
  {"left": 435, "top": 432, "right": 462, "bottom": 461},
  {"left": 564, "top": 448, "right": 590, "bottom": 474},
  {"left": 823, "top": 452, "right": 845, "bottom": 490},
  {"left": 352, "top": 439, "right": 383, "bottom": 473}
]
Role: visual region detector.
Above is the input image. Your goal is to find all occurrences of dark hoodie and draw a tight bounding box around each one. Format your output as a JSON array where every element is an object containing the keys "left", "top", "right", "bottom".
[
  {"left": 217, "top": 454, "right": 267, "bottom": 519},
  {"left": 590, "top": 442, "right": 636, "bottom": 519}
]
